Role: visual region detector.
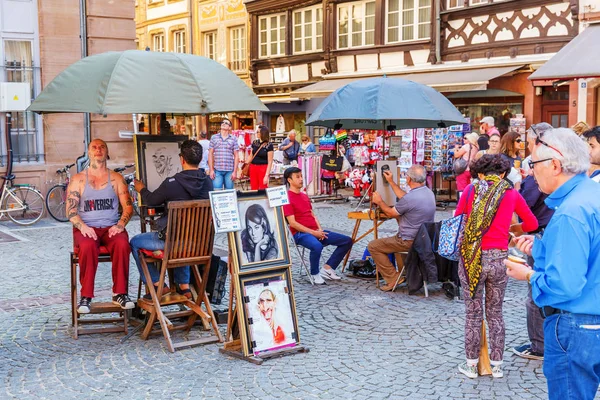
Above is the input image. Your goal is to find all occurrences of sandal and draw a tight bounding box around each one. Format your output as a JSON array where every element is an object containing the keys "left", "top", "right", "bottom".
[
  {"left": 175, "top": 284, "right": 193, "bottom": 300},
  {"left": 142, "top": 283, "right": 170, "bottom": 301}
]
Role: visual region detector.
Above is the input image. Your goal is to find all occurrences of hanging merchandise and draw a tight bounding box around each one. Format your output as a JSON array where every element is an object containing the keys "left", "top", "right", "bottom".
[
  {"left": 321, "top": 154, "right": 344, "bottom": 171},
  {"left": 318, "top": 129, "right": 337, "bottom": 151},
  {"left": 335, "top": 129, "right": 348, "bottom": 141},
  {"left": 276, "top": 114, "right": 285, "bottom": 133}
]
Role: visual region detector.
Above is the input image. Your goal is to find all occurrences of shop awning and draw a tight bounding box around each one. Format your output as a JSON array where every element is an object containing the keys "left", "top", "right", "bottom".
[
  {"left": 446, "top": 89, "right": 524, "bottom": 99},
  {"left": 290, "top": 65, "right": 522, "bottom": 99},
  {"left": 529, "top": 23, "right": 600, "bottom": 81}
]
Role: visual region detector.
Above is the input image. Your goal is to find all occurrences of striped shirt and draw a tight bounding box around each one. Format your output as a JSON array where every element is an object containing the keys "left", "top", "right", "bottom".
[{"left": 209, "top": 133, "right": 237, "bottom": 172}]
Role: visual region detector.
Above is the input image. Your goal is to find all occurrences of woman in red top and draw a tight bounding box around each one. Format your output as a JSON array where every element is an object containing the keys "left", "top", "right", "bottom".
[
  {"left": 249, "top": 126, "right": 274, "bottom": 190},
  {"left": 455, "top": 154, "right": 538, "bottom": 379}
]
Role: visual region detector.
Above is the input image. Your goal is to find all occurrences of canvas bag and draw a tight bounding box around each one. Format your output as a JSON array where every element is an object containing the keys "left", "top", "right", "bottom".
[
  {"left": 438, "top": 186, "right": 474, "bottom": 261},
  {"left": 318, "top": 130, "right": 337, "bottom": 151},
  {"left": 452, "top": 144, "right": 472, "bottom": 175},
  {"left": 321, "top": 154, "right": 344, "bottom": 171}
]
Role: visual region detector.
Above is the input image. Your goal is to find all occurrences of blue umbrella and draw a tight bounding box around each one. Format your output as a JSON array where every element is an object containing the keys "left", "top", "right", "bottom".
[{"left": 305, "top": 77, "right": 466, "bottom": 129}]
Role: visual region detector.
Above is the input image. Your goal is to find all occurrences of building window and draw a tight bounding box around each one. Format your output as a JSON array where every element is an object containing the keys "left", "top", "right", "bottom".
[
  {"left": 3, "top": 40, "right": 41, "bottom": 163},
  {"left": 230, "top": 26, "right": 246, "bottom": 71},
  {"left": 259, "top": 13, "right": 286, "bottom": 58},
  {"left": 470, "top": 0, "right": 487, "bottom": 4},
  {"left": 386, "top": 0, "right": 431, "bottom": 43},
  {"left": 173, "top": 30, "right": 186, "bottom": 53},
  {"left": 204, "top": 31, "right": 217, "bottom": 60},
  {"left": 152, "top": 33, "right": 165, "bottom": 52},
  {"left": 293, "top": 6, "right": 323, "bottom": 54},
  {"left": 447, "top": 0, "right": 464, "bottom": 8},
  {"left": 338, "top": 1, "right": 376, "bottom": 49}
]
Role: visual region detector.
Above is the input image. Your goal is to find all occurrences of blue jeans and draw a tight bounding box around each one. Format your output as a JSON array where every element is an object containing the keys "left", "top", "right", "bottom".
[
  {"left": 213, "top": 169, "right": 233, "bottom": 190},
  {"left": 293, "top": 230, "right": 352, "bottom": 275},
  {"left": 543, "top": 313, "right": 600, "bottom": 400},
  {"left": 130, "top": 232, "right": 190, "bottom": 285}
]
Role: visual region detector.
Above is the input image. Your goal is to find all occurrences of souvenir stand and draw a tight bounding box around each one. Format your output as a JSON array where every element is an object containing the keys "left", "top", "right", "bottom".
[{"left": 213, "top": 190, "right": 309, "bottom": 365}]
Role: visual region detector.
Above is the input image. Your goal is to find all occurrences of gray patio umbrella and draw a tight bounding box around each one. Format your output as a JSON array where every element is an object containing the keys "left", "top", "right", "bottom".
[
  {"left": 27, "top": 50, "right": 268, "bottom": 114},
  {"left": 305, "top": 77, "right": 466, "bottom": 129}
]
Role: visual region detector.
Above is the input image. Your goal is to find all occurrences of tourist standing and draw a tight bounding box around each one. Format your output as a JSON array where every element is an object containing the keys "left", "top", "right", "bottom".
[{"left": 208, "top": 118, "right": 238, "bottom": 190}]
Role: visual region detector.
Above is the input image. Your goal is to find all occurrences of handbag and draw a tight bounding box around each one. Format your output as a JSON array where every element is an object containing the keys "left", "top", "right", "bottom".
[
  {"left": 241, "top": 142, "right": 267, "bottom": 178},
  {"left": 321, "top": 154, "right": 344, "bottom": 171},
  {"left": 319, "top": 129, "right": 337, "bottom": 151},
  {"left": 438, "top": 185, "right": 473, "bottom": 261},
  {"left": 452, "top": 144, "right": 472, "bottom": 175}
]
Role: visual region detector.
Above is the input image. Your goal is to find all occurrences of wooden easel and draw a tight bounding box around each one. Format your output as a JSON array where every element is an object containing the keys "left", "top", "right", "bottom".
[{"left": 219, "top": 241, "right": 309, "bottom": 365}]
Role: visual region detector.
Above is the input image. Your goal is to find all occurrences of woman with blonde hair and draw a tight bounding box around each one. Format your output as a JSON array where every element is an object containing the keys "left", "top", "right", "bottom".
[
  {"left": 300, "top": 135, "right": 316, "bottom": 153},
  {"left": 571, "top": 121, "right": 589, "bottom": 136}
]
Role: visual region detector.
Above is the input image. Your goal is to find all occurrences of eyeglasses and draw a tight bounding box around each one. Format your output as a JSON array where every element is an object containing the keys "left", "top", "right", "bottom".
[
  {"left": 530, "top": 126, "right": 564, "bottom": 157},
  {"left": 221, "top": 121, "right": 232, "bottom": 126},
  {"left": 515, "top": 138, "right": 522, "bottom": 143},
  {"left": 528, "top": 158, "right": 553, "bottom": 170}
]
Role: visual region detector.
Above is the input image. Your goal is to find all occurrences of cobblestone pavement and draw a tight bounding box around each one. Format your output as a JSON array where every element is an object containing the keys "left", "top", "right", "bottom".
[{"left": 0, "top": 201, "right": 554, "bottom": 400}]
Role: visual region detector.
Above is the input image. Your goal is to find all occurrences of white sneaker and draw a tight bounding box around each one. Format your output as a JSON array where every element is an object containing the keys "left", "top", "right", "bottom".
[
  {"left": 321, "top": 268, "right": 342, "bottom": 280},
  {"left": 458, "top": 362, "right": 477, "bottom": 379},
  {"left": 312, "top": 274, "right": 326, "bottom": 285},
  {"left": 491, "top": 364, "right": 503, "bottom": 378}
]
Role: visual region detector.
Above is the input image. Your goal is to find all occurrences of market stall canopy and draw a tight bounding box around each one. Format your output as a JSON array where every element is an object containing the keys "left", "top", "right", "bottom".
[
  {"left": 292, "top": 65, "right": 522, "bottom": 99},
  {"left": 27, "top": 50, "right": 268, "bottom": 115},
  {"left": 305, "top": 77, "right": 466, "bottom": 129},
  {"left": 529, "top": 23, "right": 600, "bottom": 81}
]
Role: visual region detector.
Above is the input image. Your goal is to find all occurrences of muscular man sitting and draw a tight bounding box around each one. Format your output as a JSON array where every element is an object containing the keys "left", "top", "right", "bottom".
[{"left": 67, "top": 139, "right": 135, "bottom": 314}]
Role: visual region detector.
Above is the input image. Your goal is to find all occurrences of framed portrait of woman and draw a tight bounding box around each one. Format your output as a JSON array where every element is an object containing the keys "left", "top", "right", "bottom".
[{"left": 230, "top": 190, "right": 290, "bottom": 274}]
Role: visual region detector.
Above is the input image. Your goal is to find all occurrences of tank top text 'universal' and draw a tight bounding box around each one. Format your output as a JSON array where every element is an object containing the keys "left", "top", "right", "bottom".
[{"left": 79, "top": 170, "right": 119, "bottom": 228}]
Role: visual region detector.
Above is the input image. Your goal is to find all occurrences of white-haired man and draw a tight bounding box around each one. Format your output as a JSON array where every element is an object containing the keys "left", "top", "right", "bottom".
[
  {"left": 506, "top": 128, "right": 600, "bottom": 400},
  {"left": 369, "top": 165, "right": 436, "bottom": 291}
]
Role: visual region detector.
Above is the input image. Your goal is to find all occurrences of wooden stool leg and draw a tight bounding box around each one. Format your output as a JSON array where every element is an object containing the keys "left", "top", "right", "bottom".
[{"left": 341, "top": 220, "right": 361, "bottom": 272}]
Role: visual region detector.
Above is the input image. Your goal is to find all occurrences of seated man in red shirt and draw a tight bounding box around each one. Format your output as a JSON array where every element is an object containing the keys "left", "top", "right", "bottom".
[{"left": 283, "top": 167, "right": 352, "bottom": 285}]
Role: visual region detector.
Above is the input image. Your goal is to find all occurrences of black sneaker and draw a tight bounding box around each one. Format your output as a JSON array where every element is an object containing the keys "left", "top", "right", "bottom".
[
  {"left": 77, "top": 297, "right": 92, "bottom": 314},
  {"left": 112, "top": 294, "right": 135, "bottom": 310}
]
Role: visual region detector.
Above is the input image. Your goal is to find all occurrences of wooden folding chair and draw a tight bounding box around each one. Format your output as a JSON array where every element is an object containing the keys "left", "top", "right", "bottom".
[
  {"left": 70, "top": 245, "right": 129, "bottom": 339},
  {"left": 137, "top": 199, "right": 223, "bottom": 352}
]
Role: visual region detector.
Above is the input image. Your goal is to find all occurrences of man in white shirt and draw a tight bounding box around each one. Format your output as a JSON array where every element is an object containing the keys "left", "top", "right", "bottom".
[{"left": 198, "top": 131, "right": 210, "bottom": 173}]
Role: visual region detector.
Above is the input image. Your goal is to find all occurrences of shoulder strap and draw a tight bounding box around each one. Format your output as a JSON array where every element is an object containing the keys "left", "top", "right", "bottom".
[{"left": 248, "top": 142, "right": 267, "bottom": 164}]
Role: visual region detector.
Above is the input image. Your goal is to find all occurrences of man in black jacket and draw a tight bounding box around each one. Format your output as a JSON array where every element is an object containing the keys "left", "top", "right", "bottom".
[{"left": 130, "top": 140, "right": 213, "bottom": 300}]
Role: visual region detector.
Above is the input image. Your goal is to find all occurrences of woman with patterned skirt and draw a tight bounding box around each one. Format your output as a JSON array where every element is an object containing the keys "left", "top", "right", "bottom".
[{"left": 454, "top": 154, "right": 538, "bottom": 379}]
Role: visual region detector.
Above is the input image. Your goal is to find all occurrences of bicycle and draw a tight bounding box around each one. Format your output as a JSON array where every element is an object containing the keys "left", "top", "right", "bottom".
[
  {"left": 114, "top": 164, "right": 139, "bottom": 216},
  {"left": 45, "top": 163, "right": 75, "bottom": 222},
  {"left": 0, "top": 173, "right": 45, "bottom": 225}
]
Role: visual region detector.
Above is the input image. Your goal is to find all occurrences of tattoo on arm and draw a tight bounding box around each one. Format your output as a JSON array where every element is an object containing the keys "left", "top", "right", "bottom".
[{"left": 66, "top": 190, "right": 81, "bottom": 222}]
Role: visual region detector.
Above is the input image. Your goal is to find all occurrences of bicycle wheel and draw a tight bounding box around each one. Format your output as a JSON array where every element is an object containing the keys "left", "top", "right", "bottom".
[
  {"left": 129, "top": 185, "right": 140, "bottom": 216},
  {"left": 45, "top": 184, "right": 69, "bottom": 222},
  {"left": 4, "top": 187, "right": 45, "bottom": 225}
]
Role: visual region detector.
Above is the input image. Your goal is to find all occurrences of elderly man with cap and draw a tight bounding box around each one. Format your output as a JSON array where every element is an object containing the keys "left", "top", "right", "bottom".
[
  {"left": 506, "top": 128, "right": 600, "bottom": 400},
  {"left": 453, "top": 132, "right": 480, "bottom": 201},
  {"left": 512, "top": 122, "right": 554, "bottom": 361}
]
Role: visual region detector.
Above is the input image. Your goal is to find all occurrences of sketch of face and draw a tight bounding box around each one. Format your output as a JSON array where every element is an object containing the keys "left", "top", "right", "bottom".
[
  {"left": 153, "top": 147, "right": 172, "bottom": 177},
  {"left": 258, "top": 290, "right": 275, "bottom": 324},
  {"left": 248, "top": 219, "right": 265, "bottom": 244}
]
